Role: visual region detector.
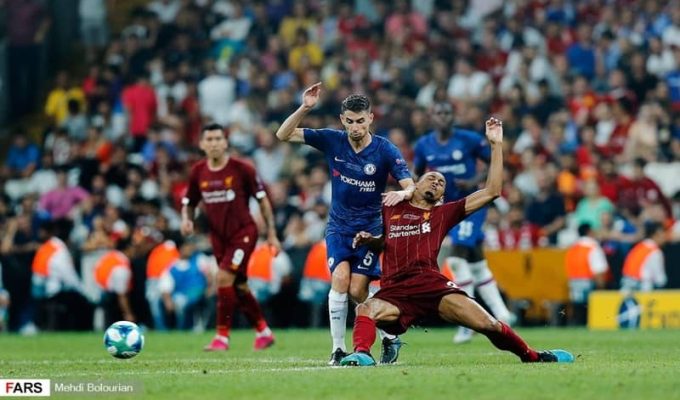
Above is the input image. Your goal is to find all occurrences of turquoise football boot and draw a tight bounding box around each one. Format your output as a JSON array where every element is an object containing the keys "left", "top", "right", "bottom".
[
  {"left": 537, "top": 349, "right": 575, "bottom": 363},
  {"left": 340, "top": 352, "right": 377, "bottom": 366}
]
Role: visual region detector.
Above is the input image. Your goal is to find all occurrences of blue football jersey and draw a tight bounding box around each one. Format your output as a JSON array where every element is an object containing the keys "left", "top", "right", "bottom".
[
  {"left": 303, "top": 128, "right": 411, "bottom": 236},
  {"left": 413, "top": 128, "right": 491, "bottom": 201}
]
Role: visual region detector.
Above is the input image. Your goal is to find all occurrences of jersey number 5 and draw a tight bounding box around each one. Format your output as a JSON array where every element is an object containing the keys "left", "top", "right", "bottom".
[{"left": 363, "top": 251, "right": 374, "bottom": 267}]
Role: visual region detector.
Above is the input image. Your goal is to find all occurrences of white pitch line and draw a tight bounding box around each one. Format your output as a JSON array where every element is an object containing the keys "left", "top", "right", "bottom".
[
  {"left": 1, "top": 358, "right": 321, "bottom": 365},
  {"left": 42, "top": 365, "right": 335, "bottom": 378}
]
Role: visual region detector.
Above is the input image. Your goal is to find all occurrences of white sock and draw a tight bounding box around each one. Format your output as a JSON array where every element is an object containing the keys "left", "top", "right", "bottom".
[
  {"left": 368, "top": 284, "right": 396, "bottom": 341},
  {"left": 256, "top": 327, "right": 272, "bottom": 338},
  {"left": 328, "top": 289, "right": 348, "bottom": 352},
  {"left": 470, "top": 260, "right": 512, "bottom": 323},
  {"left": 448, "top": 257, "right": 474, "bottom": 297},
  {"left": 378, "top": 329, "right": 396, "bottom": 340},
  {"left": 215, "top": 335, "right": 229, "bottom": 343},
  {"left": 449, "top": 257, "right": 475, "bottom": 334}
]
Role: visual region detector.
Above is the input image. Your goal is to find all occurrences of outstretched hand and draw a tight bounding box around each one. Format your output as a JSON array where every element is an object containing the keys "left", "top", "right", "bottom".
[
  {"left": 485, "top": 117, "right": 503, "bottom": 145},
  {"left": 302, "top": 82, "right": 322, "bottom": 110},
  {"left": 382, "top": 190, "right": 408, "bottom": 207},
  {"left": 352, "top": 231, "right": 373, "bottom": 249}
]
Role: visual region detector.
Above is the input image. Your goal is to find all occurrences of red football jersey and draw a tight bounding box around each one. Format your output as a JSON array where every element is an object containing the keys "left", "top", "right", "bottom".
[
  {"left": 184, "top": 157, "right": 266, "bottom": 240},
  {"left": 380, "top": 199, "right": 466, "bottom": 283}
]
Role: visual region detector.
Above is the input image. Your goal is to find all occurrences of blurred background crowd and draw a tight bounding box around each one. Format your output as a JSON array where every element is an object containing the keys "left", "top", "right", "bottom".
[{"left": 0, "top": 0, "right": 679, "bottom": 333}]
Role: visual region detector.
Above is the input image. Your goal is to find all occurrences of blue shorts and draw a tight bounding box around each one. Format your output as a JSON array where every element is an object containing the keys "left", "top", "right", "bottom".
[
  {"left": 326, "top": 232, "right": 381, "bottom": 279},
  {"left": 449, "top": 207, "right": 487, "bottom": 248}
]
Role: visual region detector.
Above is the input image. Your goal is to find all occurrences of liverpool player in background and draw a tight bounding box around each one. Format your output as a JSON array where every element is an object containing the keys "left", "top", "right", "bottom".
[
  {"left": 275, "top": 83, "right": 415, "bottom": 365},
  {"left": 182, "top": 124, "right": 281, "bottom": 351},
  {"left": 341, "top": 118, "right": 574, "bottom": 366}
]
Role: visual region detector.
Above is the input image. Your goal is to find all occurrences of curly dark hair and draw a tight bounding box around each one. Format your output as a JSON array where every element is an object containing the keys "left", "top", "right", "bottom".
[{"left": 341, "top": 94, "right": 371, "bottom": 114}]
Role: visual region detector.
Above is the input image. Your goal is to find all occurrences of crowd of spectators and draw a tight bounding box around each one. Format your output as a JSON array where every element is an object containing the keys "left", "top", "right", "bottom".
[{"left": 2, "top": 0, "right": 680, "bottom": 332}]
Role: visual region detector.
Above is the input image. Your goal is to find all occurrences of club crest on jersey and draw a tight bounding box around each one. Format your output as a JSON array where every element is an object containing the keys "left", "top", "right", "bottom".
[
  {"left": 363, "top": 163, "right": 376, "bottom": 175},
  {"left": 224, "top": 176, "right": 233, "bottom": 188},
  {"left": 452, "top": 150, "right": 463, "bottom": 160}
]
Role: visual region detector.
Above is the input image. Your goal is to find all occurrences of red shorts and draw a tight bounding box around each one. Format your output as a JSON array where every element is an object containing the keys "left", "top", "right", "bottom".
[
  {"left": 210, "top": 224, "right": 257, "bottom": 284},
  {"left": 373, "top": 269, "right": 467, "bottom": 335}
]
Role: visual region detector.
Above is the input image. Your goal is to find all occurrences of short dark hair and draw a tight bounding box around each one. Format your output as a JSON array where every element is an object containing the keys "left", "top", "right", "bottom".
[
  {"left": 644, "top": 221, "right": 663, "bottom": 239},
  {"left": 67, "top": 99, "right": 81, "bottom": 113},
  {"left": 577, "top": 223, "right": 592, "bottom": 237},
  {"left": 341, "top": 94, "right": 370, "bottom": 113},
  {"left": 633, "top": 157, "right": 647, "bottom": 169},
  {"left": 116, "top": 238, "right": 131, "bottom": 252},
  {"left": 201, "top": 123, "right": 226, "bottom": 137},
  {"left": 41, "top": 218, "right": 73, "bottom": 241}
]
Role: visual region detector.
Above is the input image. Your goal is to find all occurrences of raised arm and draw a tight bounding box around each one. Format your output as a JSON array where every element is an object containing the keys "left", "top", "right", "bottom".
[
  {"left": 463, "top": 118, "right": 503, "bottom": 215},
  {"left": 275, "top": 82, "right": 322, "bottom": 143}
]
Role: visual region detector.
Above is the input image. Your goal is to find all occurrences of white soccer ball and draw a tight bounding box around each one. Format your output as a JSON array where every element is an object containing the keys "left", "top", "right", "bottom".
[{"left": 103, "top": 321, "right": 144, "bottom": 359}]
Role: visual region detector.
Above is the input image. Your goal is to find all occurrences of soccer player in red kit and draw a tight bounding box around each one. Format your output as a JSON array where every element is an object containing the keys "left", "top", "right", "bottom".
[
  {"left": 181, "top": 124, "right": 281, "bottom": 351},
  {"left": 341, "top": 118, "right": 574, "bottom": 366}
]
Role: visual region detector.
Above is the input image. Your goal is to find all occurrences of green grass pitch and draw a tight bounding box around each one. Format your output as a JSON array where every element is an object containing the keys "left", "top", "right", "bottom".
[{"left": 1, "top": 328, "right": 679, "bottom": 400}]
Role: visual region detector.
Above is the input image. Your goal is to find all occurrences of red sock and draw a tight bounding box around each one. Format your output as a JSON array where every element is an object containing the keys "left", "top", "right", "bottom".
[
  {"left": 484, "top": 322, "right": 539, "bottom": 362},
  {"left": 237, "top": 290, "right": 268, "bottom": 332},
  {"left": 353, "top": 315, "right": 377, "bottom": 353},
  {"left": 216, "top": 286, "right": 237, "bottom": 337}
]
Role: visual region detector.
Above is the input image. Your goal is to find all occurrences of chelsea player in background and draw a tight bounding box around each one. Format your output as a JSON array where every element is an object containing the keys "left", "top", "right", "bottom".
[
  {"left": 276, "top": 82, "right": 415, "bottom": 365},
  {"left": 414, "top": 101, "right": 514, "bottom": 344}
]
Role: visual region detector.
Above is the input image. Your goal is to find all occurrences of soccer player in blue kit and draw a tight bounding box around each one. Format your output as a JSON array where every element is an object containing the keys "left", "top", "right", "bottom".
[
  {"left": 414, "top": 101, "right": 514, "bottom": 344},
  {"left": 276, "top": 82, "right": 415, "bottom": 365}
]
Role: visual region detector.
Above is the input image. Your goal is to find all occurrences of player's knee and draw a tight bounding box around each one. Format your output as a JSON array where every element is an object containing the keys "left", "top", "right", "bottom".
[
  {"left": 449, "top": 258, "right": 472, "bottom": 280},
  {"left": 355, "top": 302, "right": 371, "bottom": 317},
  {"left": 470, "top": 260, "right": 493, "bottom": 283},
  {"left": 348, "top": 284, "right": 368, "bottom": 304},
  {"left": 331, "top": 270, "right": 350, "bottom": 292}
]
